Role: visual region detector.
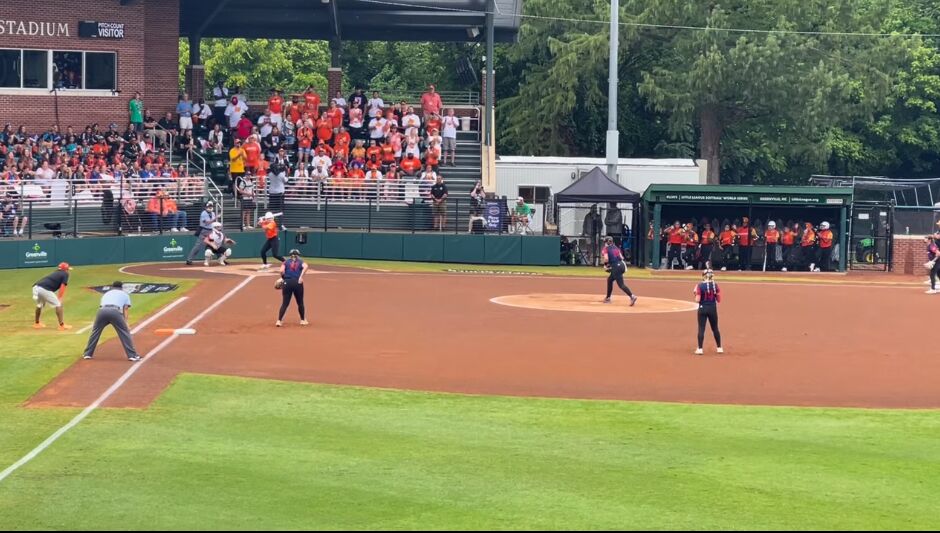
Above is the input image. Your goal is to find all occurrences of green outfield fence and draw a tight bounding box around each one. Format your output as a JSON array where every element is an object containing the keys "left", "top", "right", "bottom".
[{"left": 0, "top": 231, "right": 560, "bottom": 269}]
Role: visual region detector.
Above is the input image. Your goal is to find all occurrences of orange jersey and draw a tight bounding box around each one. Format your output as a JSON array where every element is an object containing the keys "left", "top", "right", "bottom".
[
  {"left": 316, "top": 119, "right": 333, "bottom": 142},
  {"left": 268, "top": 96, "right": 284, "bottom": 114},
  {"left": 380, "top": 144, "right": 396, "bottom": 163},
  {"left": 801, "top": 229, "right": 817, "bottom": 247},
  {"left": 700, "top": 230, "right": 716, "bottom": 245},
  {"left": 719, "top": 230, "right": 736, "bottom": 247},
  {"left": 782, "top": 231, "right": 796, "bottom": 246},
  {"left": 334, "top": 131, "right": 350, "bottom": 149},
  {"left": 327, "top": 108, "right": 343, "bottom": 129},
  {"left": 683, "top": 229, "right": 698, "bottom": 245},
  {"left": 400, "top": 157, "right": 421, "bottom": 174},
  {"left": 243, "top": 142, "right": 261, "bottom": 167},
  {"left": 764, "top": 228, "right": 780, "bottom": 244},
  {"left": 818, "top": 229, "right": 834, "bottom": 248},
  {"left": 366, "top": 146, "right": 382, "bottom": 160},
  {"left": 736, "top": 225, "right": 754, "bottom": 246},
  {"left": 667, "top": 227, "right": 684, "bottom": 245},
  {"left": 297, "top": 127, "right": 313, "bottom": 148},
  {"left": 304, "top": 92, "right": 321, "bottom": 114},
  {"left": 262, "top": 220, "right": 278, "bottom": 239}
]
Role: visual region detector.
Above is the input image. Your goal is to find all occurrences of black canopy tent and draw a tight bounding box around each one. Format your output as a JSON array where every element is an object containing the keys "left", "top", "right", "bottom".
[{"left": 554, "top": 167, "right": 642, "bottom": 265}]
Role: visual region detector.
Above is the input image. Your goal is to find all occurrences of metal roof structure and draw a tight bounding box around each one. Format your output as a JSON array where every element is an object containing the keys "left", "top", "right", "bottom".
[
  {"left": 810, "top": 175, "right": 940, "bottom": 207},
  {"left": 179, "top": 0, "right": 522, "bottom": 43}
]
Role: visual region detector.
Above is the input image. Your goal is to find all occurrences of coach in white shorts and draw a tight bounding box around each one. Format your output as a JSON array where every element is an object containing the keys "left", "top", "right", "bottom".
[{"left": 32, "top": 262, "right": 72, "bottom": 330}]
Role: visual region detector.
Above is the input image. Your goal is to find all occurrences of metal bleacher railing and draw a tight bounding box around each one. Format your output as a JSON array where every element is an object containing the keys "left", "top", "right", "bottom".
[
  {"left": 1, "top": 172, "right": 209, "bottom": 239},
  {"left": 217, "top": 87, "right": 481, "bottom": 107}
]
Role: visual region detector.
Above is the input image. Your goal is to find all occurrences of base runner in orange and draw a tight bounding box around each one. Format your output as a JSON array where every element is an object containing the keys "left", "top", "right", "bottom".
[{"left": 258, "top": 212, "right": 286, "bottom": 271}]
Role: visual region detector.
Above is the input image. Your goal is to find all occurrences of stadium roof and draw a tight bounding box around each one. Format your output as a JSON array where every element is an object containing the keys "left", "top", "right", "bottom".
[{"left": 179, "top": 0, "right": 522, "bottom": 43}]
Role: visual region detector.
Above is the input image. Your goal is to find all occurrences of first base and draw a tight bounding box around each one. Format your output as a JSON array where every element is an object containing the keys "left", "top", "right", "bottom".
[{"left": 154, "top": 328, "right": 196, "bottom": 336}]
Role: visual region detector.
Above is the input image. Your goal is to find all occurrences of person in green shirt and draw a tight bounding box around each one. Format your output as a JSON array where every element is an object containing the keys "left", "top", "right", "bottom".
[
  {"left": 129, "top": 92, "right": 143, "bottom": 132},
  {"left": 511, "top": 196, "right": 533, "bottom": 235}
]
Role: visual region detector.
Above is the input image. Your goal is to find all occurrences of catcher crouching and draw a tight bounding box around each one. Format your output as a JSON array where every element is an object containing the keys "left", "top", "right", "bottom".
[
  {"left": 275, "top": 248, "right": 309, "bottom": 327},
  {"left": 204, "top": 221, "right": 236, "bottom": 266}
]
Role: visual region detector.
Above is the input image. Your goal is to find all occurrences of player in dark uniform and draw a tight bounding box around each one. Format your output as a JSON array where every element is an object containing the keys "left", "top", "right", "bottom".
[
  {"left": 31, "top": 262, "right": 73, "bottom": 330},
  {"left": 601, "top": 236, "right": 638, "bottom": 306},
  {"left": 276, "top": 249, "right": 309, "bottom": 327},
  {"left": 693, "top": 269, "right": 723, "bottom": 355}
]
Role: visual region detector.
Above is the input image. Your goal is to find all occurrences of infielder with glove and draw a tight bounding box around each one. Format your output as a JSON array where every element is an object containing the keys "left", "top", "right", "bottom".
[
  {"left": 275, "top": 248, "right": 309, "bottom": 327},
  {"left": 204, "top": 221, "right": 236, "bottom": 266},
  {"left": 601, "top": 236, "right": 637, "bottom": 306}
]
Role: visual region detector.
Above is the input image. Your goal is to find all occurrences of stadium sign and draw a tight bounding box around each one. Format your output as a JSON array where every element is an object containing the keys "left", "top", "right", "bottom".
[
  {"left": 656, "top": 193, "right": 846, "bottom": 205},
  {"left": 23, "top": 242, "right": 50, "bottom": 266},
  {"left": 162, "top": 238, "right": 185, "bottom": 259},
  {"left": 0, "top": 19, "right": 69, "bottom": 37}
]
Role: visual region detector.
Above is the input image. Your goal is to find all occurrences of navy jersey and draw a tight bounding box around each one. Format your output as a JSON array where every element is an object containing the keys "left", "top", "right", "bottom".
[
  {"left": 695, "top": 281, "right": 721, "bottom": 306},
  {"left": 282, "top": 258, "right": 305, "bottom": 281},
  {"left": 605, "top": 244, "right": 624, "bottom": 266}
]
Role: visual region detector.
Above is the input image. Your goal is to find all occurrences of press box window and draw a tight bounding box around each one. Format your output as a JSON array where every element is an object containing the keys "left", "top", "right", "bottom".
[
  {"left": 53, "top": 51, "right": 83, "bottom": 89},
  {"left": 23, "top": 51, "right": 48, "bottom": 89},
  {"left": 85, "top": 52, "right": 115, "bottom": 90},
  {"left": 0, "top": 49, "right": 18, "bottom": 88},
  {"left": 518, "top": 186, "right": 551, "bottom": 204}
]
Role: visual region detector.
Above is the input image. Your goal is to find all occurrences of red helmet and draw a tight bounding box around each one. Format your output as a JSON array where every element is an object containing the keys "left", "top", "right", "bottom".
[{"left": 58, "top": 262, "right": 72, "bottom": 271}]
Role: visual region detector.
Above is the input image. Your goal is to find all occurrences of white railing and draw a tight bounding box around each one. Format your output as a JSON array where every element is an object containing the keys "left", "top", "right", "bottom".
[
  {"left": 238, "top": 174, "right": 480, "bottom": 207},
  {"left": 6, "top": 173, "right": 207, "bottom": 210}
]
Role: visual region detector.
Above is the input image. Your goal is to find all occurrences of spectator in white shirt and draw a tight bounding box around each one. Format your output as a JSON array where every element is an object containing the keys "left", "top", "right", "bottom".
[
  {"left": 368, "top": 116, "right": 387, "bottom": 141},
  {"left": 197, "top": 98, "right": 213, "bottom": 123},
  {"left": 225, "top": 97, "right": 245, "bottom": 129},
  {"left": 401, "top": 107, "right": 421, "bottom": 135},
  {"left": 208, "top": 124, "right": 225, "bottom": 149},
  {"left": 258, "top": 111, "right": 274, "bottom": 138},
  {"left": 212, "top": 81, "right": 229, "bottom": 125},
  {"left": 332, "top": 90, "right": 347, "bottom": 111},
  {"left": 405, "top": 139, "right": 421, "bottom": 158},
  {"left": 365, "top": 167, "right": 382, "bottom": 201},
  {"left": 442, "top": 108, "right": 459, "bottom": 167},
  {"left": 311, "top": 151, "right": 332, "bottom": 182},
  {"left": 368, "top": 91, "right": 384, "bottom": 119}
]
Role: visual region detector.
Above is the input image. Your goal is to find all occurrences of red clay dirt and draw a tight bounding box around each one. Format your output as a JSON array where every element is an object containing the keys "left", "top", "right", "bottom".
[{"left": 27, "top": 263, "right": 940, "bottom": 409}]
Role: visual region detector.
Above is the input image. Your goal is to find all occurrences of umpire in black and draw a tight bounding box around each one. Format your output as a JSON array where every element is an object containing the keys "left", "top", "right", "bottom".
[
  {"left": 82, "top": 281, "right": 141, "bottom": 362},
  {"left": 276, "top": 249, "right": 309, "bottom": 328}
]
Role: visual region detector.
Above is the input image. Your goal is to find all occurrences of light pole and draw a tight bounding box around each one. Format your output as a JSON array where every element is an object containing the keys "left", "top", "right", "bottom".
[{"left": 606, "top": 0, "right": 619, "bottom": 183}]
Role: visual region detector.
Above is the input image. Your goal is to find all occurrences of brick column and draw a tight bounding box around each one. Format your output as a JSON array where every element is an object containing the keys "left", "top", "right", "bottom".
[
  {"left": 328, "top": 68, "right": 343, "bottom": 102},
  {"left": 186, "top": 65, "right": 206, "bottom": 103},
  {"left": 891, "top": 235, "right": 922, "bottom": 274}
]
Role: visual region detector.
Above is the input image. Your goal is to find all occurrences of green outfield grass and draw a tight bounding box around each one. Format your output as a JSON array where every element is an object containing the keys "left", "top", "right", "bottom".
[{"left": 0, "top": 262, "right": 937, "bottom": 530}]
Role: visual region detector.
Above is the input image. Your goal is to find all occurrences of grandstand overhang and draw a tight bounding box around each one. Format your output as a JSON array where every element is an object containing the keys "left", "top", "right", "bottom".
[{"left": 179, "top": 0, "right": 522, "bottom": 43}]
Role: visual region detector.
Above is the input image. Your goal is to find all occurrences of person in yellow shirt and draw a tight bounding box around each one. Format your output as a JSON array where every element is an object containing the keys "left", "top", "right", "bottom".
[{"left": 229, "top": 139, "right": 246, "bottom": 190}]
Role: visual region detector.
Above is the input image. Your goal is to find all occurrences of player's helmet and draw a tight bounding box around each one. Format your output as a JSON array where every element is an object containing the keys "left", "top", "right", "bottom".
[
  {"left": 820, "top": 221, "right": 830, "bottom": 230},
  {"left": 264, "top": 212, "right": 274, "bottom": 220},
  {"left": 767, "top": 221, "right": 776, "bottom": 228},
  {"left": 212, "top": 221, "right": 222, "bottom": 229},
  {"left": 289, "top": 249, "right": 301, "bottom": 257}
]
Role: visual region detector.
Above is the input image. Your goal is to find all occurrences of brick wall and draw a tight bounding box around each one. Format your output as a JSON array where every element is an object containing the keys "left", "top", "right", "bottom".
[
  {"left": 892, "top": 235, "right": 926, "bottom": 275},
  {"left": 0, "top": 0, "right": 179, "bottom": 131}
]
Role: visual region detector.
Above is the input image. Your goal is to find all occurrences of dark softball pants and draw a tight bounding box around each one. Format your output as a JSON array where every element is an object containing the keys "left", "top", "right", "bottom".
[
  {"left": 261, "top": 236, "right": 285, "bottom": 265},
  {"left": 606, "top": 263, "right": 634, "bottom": 299},
  {"left": 279, "top": 280, "right": 306, "bottom": 321},
  {"left": 697, "top": 305, "right": 721, "bottom": 350}
]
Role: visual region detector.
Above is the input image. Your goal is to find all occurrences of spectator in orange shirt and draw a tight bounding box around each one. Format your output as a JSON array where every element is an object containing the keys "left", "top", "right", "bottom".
[
  {"left": 296, "top": 123, "right": 314, "bottom": 165},
  {"left": 380, "top": 141, "right": 396, "bottom": 169},
  {"left": 303, "top": 86, "right": 321, "bottom": 117},
  {"left": 348, "top": 165, "right": 366, "bottom": 200},
  {"left": 326, "top": 100, "right": 349, "bottom": 135},
  {"left": 333, "top": 126, "right": 350, "bottom": 150},
  {"left": 146, "top": 188, "right": 188, "bottom": 232},
  {"left": 244, "top": 135, "right": 262, "bottom": 174},
  {"left": 314, "top": 112, "right": 331, "bottom": 143},
  {"left": 268, "top": 89, "right": 285, "bottom": 128},
  {"left": 425, "top": 140, "right": 441, "bottom": 171},
  {"left": 366, "top": 140, "right": 381, "bottom": 162},
  {"left": 421, "top": 84, "right": 443, "bottom": 117},
  {"left": 400, "top": 152, "right": 421, "bottom": 177}
]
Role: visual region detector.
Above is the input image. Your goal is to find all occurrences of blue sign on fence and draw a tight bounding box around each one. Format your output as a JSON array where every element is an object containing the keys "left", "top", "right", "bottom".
[{"left": 485, "top": 200, "right": 503, "bottom": 232}]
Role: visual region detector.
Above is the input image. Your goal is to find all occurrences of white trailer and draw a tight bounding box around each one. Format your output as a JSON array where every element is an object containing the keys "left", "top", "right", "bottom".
[{"left": 495, "top": 156, "right": 706, "bottom": 235}]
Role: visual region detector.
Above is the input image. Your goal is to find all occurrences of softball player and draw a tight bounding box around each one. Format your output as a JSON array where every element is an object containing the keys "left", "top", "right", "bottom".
[
  {"left": 925, "top": 235, "right": 940, "bottom": 294},
  {"left": 693, "top": 269, "right": 723, "bottom": 355},
  {"left": 203, "top": 221, "right": 235, "bottom": 266},
  {"left": 276, "top": 249, "right": 309, "bottom": 327},
  {"left": 258, "top": 212, "right": 285, "bottom": 270},
  {"left": 601, "top": 236, "right": 638, "bottom": 306},
  {"left": 31, "top": 262, "right": 72, "bottom": 330}
]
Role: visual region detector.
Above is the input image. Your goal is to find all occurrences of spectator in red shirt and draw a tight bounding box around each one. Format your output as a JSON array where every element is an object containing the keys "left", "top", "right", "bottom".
[
  {"left": 268, "top": 89, "right": 284, "bottom": 128},
  {"left": 316, "top": 112, "right": 333, "bottom": 144},
  {"left": 304, "top": 86, "right": 321, "bottom": 117},
  {"left": 236, "top": 115, "right": 253, "bottom": 142},
  {"left": 327, "top": 101, "right": 344, "bottom": 131},
  {"left": 421, "top": 84, "right": 443, "bottom": 117}
]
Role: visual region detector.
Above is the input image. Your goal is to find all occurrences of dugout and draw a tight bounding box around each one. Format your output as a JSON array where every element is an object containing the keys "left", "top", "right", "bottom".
[{"left": 643, "top": 185, "right": 854, "bottom": 271}]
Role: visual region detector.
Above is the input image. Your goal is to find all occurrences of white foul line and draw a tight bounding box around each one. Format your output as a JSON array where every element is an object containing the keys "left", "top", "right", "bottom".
[
  {"left": 74, "top": 323, "right": 92, "bottom": 335},
  {"left": 0, "top": 277, "right": 255, "bottom": 484}
]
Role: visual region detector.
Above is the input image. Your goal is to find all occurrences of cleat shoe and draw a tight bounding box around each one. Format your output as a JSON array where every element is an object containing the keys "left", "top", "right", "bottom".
[
  {"left": 300, "top": 320, "right": 309, "bottom": 326},
  {"left": 128, "top": 355, "right": 142, "bottom": 362},
  {"left": 58, "top": 324, "right": 73, "bottom": 331},
  {"left": 275, "top": 320, "right": 283, "bottom": 327},
  {"left": 185, "top": 260, "right": 193, "bottom": 266},
  {"left": 630, "top": 295, "right": 638, "bottom": 307},
  {"left": 781, "top": 267, "right": 787, "bottom": 272},
  {"left": 694, "top": 348, "right": 704, "bottom": 355},
  {"left": 716, "top": 347, "right": 724, "bottom": 354},
  {"left": 33, "top": 323, "right": 45, "bottom": 329},
  {"left": 82, "top": 355, "right": 93, "bottom": 360},
  {"left": 602, "top": 298, "right": 611, "bottom": 304},
  {"left": 204, "top": 259, "right": 210, "bottom": 266}
]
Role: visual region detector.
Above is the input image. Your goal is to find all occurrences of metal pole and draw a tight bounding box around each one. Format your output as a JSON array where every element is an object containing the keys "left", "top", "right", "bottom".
[
  {"left": 28, "top": 201, "right": 33, "bottom": 239},
  {"left": 73, "top": 199, "right": 78, "bottom": 238},
  {"left": 368, "top": 198, "right": 372, "bottom": 232},
  {"left": 606, "top": 0, "right": 620, "bottom": 184},
  {"left": 485, "top": 0, "right": 495, "bottom": 147}
]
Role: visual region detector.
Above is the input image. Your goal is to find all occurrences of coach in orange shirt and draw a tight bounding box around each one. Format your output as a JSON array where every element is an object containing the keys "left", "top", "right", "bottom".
[
  {"left": 717, "top": 224, "right": 736, "bottom": 271},
  {"left": 663, "top": 221, "right": 685, "bottom": 270},
  {"left": 698, "top": 223, "right": 716, "bottom": 270},
  {"left": 781, "top": 224, "right": 797, "bottom": 272},
  {"left": 800, "top": 222, "right": 818, "bottom": 271},
  {"left": 258, "top": 211, "right": 285, "bottom": 270},
  {"left": 735, "top": 217, "right": 758, "bottom": 271}
]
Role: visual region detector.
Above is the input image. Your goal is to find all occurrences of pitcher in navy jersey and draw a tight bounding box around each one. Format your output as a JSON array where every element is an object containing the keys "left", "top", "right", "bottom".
[
  {"left": 601, "top": 236, "right": 638, "bottom": 306},
  {"left": 693, "top": 269, "right": 723, "bottom": 355},
  {"left": 276, "top": 249, "right": 309, "bottom": 327}
]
